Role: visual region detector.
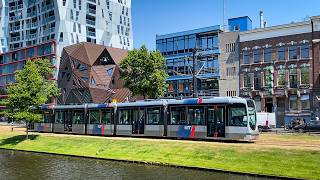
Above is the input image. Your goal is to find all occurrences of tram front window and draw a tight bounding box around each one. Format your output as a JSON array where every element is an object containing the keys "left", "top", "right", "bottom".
[
  {"left": 229, "top": 104, "right": 247, "bottom": 127},
  {"left": 247, "top": 99, "right": 257, "bottom": 130}
]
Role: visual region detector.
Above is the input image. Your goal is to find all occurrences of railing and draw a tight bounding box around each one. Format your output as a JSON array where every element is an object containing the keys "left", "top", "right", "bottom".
[
  {"left": 86, "top": 8, "right": 96, "bottom": 14},
  {"left": 43, "top": 27, "right": 55, "bottom": 35},
  {"left": 10, "top": 36, "right": 21, "bottom": 42},
  {"left": 9, "top": 26, "right": 21, "bottom": 31},
  {"left": 41, "top": 4, "right": 54, "bottom": 12},
  {"left": 86, "top": 19, "right": 96, "bottom": 26},
  {"left": 26, "top": 22, "right": 38, "bottom": 28},
  {"left": 27, "top": 11, "right": 37, "bottom": 17},
  {"left": 26, "top": 34, "right": 37, "bottom": 39},
  {"left": 87, "top": 31, "right": 96, "bottom": 37},
  {"left": 9, "top": 15, "right": 22, "bottom": 21},
  {"left": 42, "top": 16, "right": 55, "bottom": 24}
]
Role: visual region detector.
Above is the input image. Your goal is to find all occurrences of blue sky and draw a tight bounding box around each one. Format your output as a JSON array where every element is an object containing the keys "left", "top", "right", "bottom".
[{"left": 132, "top": 0, "right": 320, "bottom": 50}]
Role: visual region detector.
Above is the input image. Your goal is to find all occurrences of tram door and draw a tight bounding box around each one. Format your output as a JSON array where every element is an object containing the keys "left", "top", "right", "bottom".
[
  {"left": 132, "top": 109, "right": 144, "bottom": 134},
  {"left": 64, "top": 111, "right": 72, "bottom": 132},
  {"left": 207, "top": 106, "right": 225, "bottom": 137}
]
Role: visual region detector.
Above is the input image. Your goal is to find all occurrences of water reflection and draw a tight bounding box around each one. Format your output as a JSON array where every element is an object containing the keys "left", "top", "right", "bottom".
[{"left": 0, "top": 149, "right": 274, "bottom": 180}]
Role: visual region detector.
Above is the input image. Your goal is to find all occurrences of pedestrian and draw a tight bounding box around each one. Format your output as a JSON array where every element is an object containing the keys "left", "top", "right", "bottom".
[{"left": 11, "top": 121, "right": 14, "bottom": 132}]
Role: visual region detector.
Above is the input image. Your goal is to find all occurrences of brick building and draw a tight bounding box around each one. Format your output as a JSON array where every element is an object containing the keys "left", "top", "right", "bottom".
[
  {"left": 239, "top": 16, "right": 320, "bottom": 126},
  {"left": 58, "top": 42, "right": 131, "bottom": 104}
]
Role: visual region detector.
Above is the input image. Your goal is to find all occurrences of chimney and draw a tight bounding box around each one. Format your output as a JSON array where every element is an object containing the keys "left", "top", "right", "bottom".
[{"left": 259, "top": 10, "right": 264, "bottom": 28}]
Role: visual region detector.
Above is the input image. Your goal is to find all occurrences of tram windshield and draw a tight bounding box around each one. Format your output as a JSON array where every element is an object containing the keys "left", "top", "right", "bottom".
[
  {"left": 229, "top": 103, "right": 247, "bottom": 127},
  {"left": 247, "top": 99, "right": 257, "bottom": 130}
]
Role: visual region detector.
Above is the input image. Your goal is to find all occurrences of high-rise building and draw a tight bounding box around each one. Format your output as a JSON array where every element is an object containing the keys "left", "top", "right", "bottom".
[
  {"left": 0, "top": 0, "right": 9, "bottom": 53},
  {"left": 0, "top": 0, "right": 132, "bottom": 96}
]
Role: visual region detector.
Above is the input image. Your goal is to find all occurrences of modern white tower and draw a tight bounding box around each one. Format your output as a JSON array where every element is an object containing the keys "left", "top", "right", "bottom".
[
  {"left": 6, "top": 0, "right": 132, "bottom": 75},
  {"left": 0, "top": 0, "right": 8, "bottom": 53}
]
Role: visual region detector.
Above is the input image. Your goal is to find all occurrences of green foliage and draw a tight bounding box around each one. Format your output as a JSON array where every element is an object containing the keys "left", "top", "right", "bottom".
[
  {"left": 4, "top": 59, "right": 60, "bottom": 123},
  {"left": 120, "top": 45, "right": 168, "bottom": 99}
]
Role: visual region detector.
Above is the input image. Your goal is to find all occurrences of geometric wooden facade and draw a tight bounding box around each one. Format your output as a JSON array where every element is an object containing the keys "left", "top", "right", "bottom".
[{"left": 57, "top": 42, "right": 131, "bottom": 104}]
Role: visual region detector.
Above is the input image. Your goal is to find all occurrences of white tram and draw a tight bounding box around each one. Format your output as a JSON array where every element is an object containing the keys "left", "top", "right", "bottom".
[{"left": 35, "top": 97, "right": 259, "bottom": 141}]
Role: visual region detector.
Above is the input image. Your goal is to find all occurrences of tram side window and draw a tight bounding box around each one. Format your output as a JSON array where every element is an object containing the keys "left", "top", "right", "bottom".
[
  {"left": 101, "top": 109, "right": 113, "bottom": 124},
  {"left": 170, "top": 107, "right": 186, "bottom": 125},
  {"left": 228, "top": 104, "right": 247, "bottom": 127},
  {"left": 89, "top": 110, "right": 100, "bottom": 124},
  {"left": 73, "top": 111, "right": 84, "bottom": 124},
  {"left": 188, "top": 107, "right": 205, "bottom": 125},
  {"left": 55, "top": 111, "right": 64, "bottom": 124},
  {"left": 146, "top": 107, "right": 162, "bottom": 125},
  {"left": 118, "top": 109, "right": 130, "bottom": 125},
  {"left": 43, "top": 111, "right": 52, "bottom": 123}
]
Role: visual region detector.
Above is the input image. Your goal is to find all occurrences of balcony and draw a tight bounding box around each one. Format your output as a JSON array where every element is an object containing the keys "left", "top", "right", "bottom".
[
  {"left": 41, "top": 4, "right": 54, "bottom": 12},
  {"left": 42, "top": 16, "right": 55, "bottom": 24},
  {"left": 27, "top": 11, "right": 37, "bottom": 17},
  {"left": 86, "top": 19, "right": 95, "bottom": 26},
  {"left": 9, "top": 15, "right": 22, "bottom": 21},
  {"left": 10, "top": 36, "right": 21, "bottom": 42},
  {"left": 87, "top": 31, "right": 96, "bottom": 37},
  {"left": 26, "top": 22, "right": 38, "bottom": 29},
  {"left": 86, "top": 8, "right": 96, "bottom": 15},
  {"left": 43, "top": 27, "right": 55, "bottom": 35},
  {"left": 9, "top": 26, "right": 21, "bottom": 31},
  {"left": 26, "top": 34, "right": 37, "bottom": 39}
]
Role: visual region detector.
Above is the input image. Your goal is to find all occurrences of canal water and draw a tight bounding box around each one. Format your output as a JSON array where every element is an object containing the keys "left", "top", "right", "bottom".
[{"left": 0, "top": 149, "right": 274, "bottom": 180}]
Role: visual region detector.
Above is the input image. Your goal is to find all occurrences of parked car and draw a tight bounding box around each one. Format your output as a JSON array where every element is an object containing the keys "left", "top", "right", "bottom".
[{"left": 293, "top": 120, "right": 320, "bottom": 133}]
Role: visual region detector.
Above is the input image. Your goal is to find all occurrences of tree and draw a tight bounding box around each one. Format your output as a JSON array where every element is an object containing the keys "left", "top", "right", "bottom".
[
  {"left": 4, "top": 59, "right": 60, "bottom": 139},
  {"left": 120, "top": 45, "right": 168, "bottom": 99}
]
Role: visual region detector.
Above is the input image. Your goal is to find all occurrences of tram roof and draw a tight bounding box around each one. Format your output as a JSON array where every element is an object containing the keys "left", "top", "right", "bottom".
[{"left": 165, "top": 96, "right": 247, "bottom": 105}]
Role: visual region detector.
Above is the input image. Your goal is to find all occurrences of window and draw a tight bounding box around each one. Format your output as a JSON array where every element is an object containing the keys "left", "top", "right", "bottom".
[
  {"left": 277, "top": 69, "right": 286, "bottom": 86},
  {"left": 76, "top": 11, "right": 79, "bottom": 21},
  {"left": 79, "top": 0, "right": 81, "bottom": 10},
  {"left": 300, "top": 67, "right": 309, "bottom": 85},
  {"left": 117, "top": 25, "right": 120, "bottom": 34},
  {"left": 289, "top": 96, "right": 298, "bottom": 111},
  {"left": 146, "top": 107, "right": 162, "bottom": 125},
  {"left": 243, "top": 51, "right": 250, "bottom": 64},
  {"left": 101, "top": 109, "right": 112, "bottom": 124},
  {"left": 277, "top": 47, "right": 285, "bottom": 61},
  {"left": 253, "top": 49, "right": 260, "bottom": 63},
  {"left": 188, "top": 107, "right": 205, "bottom": 125},
  {"left": 243, "top": 73, "right": 252, "bottom": 88},
  {"left": 107, "top": 68, "right": 113, "bottom": 76},
  {"left": 73, "top": 0, "right": 76, "bottom": 8},
  {"left": 170, "top": 107, "right": 186, "bottom": 125},
  {"left": 89, "top": 110, "right": 100, "bottom": 124},
  {"left": 78, "top": 23, "right": 81, "bottom": 33},
  {"left": 63, "top": 0, "right": 66, "bottom": 6},
  {"left": 254, "top": 72, "right": 262, "bottom": 90},
  {"left": 301, "top": 43, "right": 309, "bottom": 59},
  {"left": 228, "top": 104, "right": 247, "bottom": 127},
  {"left": 118, "top": 109, "right": 130, "bottom": 124},
  {"left": 264, "top": 48, "right": 272, "bottom": 62},
  {"left": 73, "top": 23, "right": 76, "bottom": 32},
  {"left": 102, "top": 9, "right": 104, "bottom": 18},
  {"left": 301, "top": 95, "right": 310, "bottom": 110},
  {"left": 73, "top": 111, "right": 84, "bottom": 124},
  {"left": 59, "top": 32, "right": 63, "bottom": 42},
  {"left": 289, "top": 46, "right": 297, "bottom": 59},
  {"left": 91, "top": 77, "right": 95, "bottom": 85},
  {"left": 70, "top": 10, "right": 73, "bottom": 20},
  {"left": 109, "top": 12, "right": 112, "bottom": 21},
  {"left": 120, "top": 15, "right": 122, "bottom": 24},
  {"left": 55, "top": 111, "right": 64, "bottom": 123},
  {"left": 289, "top": 69, "right": 297, "bottom": 88},
  {"left": 106, "top": 0, "right": 110, "bottom": 9}
]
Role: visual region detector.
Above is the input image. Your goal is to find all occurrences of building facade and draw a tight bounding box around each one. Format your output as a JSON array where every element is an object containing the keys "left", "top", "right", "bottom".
[
  {"left": 156, "top": 26, "right": 222, "bottom": 97},
  {"left": 58, "top": 42, "right": 131, "bottom": 104},
  {"left": 156, "top": 17, "right": 250, "bottom": 98},
  {"left": 239, "top": 16, "right": 320, "bottom": 126},
  {"left": 0, "top": 0, "right": 132, "bottom": 97}
]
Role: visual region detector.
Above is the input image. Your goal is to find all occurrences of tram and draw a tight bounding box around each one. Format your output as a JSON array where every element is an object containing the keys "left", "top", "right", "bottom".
[{"left": 35, "top": 97, "right": 259, "bottom": 141}]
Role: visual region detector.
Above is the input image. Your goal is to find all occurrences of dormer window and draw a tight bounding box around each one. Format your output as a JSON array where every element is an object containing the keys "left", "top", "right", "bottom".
[{"left": 100, "top": 56, "right": 110, "bottom": 65}]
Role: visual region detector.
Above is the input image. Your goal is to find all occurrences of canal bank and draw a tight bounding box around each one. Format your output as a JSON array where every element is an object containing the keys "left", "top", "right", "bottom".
[{"left": 0, "top": 126, "right": 319, "bottom": 179}]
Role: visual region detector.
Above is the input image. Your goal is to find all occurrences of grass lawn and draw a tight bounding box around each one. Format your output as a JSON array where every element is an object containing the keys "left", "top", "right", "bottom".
[{"left": 0, "top": 127, "right": 320, "bottom": 179}]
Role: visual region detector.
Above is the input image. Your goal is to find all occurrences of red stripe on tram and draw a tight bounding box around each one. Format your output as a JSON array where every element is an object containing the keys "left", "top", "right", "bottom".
[
  {"left": 190, "top": 126, "right": 196, "bottom": 138},
  {"left": 101, "top": 124, "right": 105, "bottom": 136}
]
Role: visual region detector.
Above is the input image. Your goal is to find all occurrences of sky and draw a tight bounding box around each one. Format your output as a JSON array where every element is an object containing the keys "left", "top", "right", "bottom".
[{"left": 132, "top": 0, "right": 320, "bottom": 50}]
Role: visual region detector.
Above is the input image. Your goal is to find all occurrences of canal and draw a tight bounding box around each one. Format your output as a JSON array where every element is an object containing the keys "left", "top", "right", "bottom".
[{"left": 0, "top": 149, "right": 274, "bottom": 180}]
